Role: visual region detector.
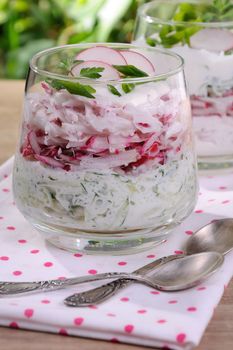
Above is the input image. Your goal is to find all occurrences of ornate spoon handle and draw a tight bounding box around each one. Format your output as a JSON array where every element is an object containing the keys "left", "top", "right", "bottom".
[
  {"left": 64, "top": 254, "right": 183, "bottom": 306},
  {"left": 0, "top": 272, "right": 137, "bottom": 296},
  {"left": 64, "top": 279, "right": 133, "bottom": 306}
]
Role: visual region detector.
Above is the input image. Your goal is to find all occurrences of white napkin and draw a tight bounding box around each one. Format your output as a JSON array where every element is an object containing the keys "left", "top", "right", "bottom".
[{"left": 0, "top": 157, "right": 233, "bottom": 350}]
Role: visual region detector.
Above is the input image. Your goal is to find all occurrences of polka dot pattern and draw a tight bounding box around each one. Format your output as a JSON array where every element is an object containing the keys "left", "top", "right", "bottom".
[
  {"left": 197, "top": 286, "right": 206, "bottom": 291},
  {"left": 7, "top": 226, "right": 15, "bottom": 230},
  {"left": 150, "top": 290, "right": 160, "bottom": 295},
  {"left": 59, "top": 328, "right": 68, "bottom": 336},
  {"left": 74, "top": 253, "right": 83, "bottom": 258},
  {"left": 176, "top": 333, "right": 186, "bottom": 344},
  {"left": 13, "top": 270, "right": 22, "bottom": 276},
  {"left": 120, "top": 297, "right": 129, "bottom": 302},
  {"left": 137, "top": 310, "right": 147, "bottom": 314},
  {"left": 18, "top": 239, "right": 27, "bottom": 244},
  {"left": 194, "top": 209, "right": 203, "bottom": 214},
  {"left": 174, "top": 250, "right": 183, "bottom": 255},
  {"left": 157, "top": 319, "right": 167, "bottom": 324},
  {"left": 124, "top": 325, "right": 134, "bottom": 334},
  {"left": 30, "top": 249, "right": 40, "bottom": 254},
  {"left": 24, "top": 309, "right": 34, "bottom": 318},
  {"left": 110, "top": 338, "right": 119, "bottom": 343},
  {"left": 0, "top": 256, "right": 9, "bottom": 261},
  {"left": 187, "top": 307, "right": 197, "bottom": 312},
  {"left": 74, "top": 317, "right": 84, "bottom": 326},
  {"left": 9, "top": 322, "right": 19, "bottom": 329},
  {"left": 0, "top": 158, "right": 233, "bottom": 349},
  {"left": 2, "top": 188, "right": 10, "bottom": 193},
  {"left": 185, "top": 230, "right": 193, "bottom": 235}
]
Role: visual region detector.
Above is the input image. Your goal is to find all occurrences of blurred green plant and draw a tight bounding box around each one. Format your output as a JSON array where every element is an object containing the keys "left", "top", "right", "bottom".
[{"left": 0, "top": 0, "right": 146, "bottom": 79}]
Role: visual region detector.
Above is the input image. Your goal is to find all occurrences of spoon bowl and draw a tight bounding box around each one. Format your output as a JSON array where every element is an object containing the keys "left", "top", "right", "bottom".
[
  {"left": 184, "top": 218, "right": 233, "bottom": 255},
  {"left": 141, "top": 251, "right": 223, "bottom": 291}
]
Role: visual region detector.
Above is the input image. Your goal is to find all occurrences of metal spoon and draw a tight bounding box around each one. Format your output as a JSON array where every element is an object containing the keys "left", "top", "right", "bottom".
[
  {"left": 64, "top": 218, "right": 233, "bottom": 306},
  {"left": 0, "top": 254, "right": 178, "bottom": 296},
  {"left": 0, "top": 252, "right": 223, "bottom": 297},
  {"left": 65, "top": 252, "right": 223, "bottom": 307}
]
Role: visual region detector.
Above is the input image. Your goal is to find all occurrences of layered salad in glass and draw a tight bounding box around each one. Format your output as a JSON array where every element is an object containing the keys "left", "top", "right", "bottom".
[
  {"left": 135, "top": 0, "right": 233, "bottom": 168},
  {"left": 13, "top": 44, "right": 197, "bottom": 253}
]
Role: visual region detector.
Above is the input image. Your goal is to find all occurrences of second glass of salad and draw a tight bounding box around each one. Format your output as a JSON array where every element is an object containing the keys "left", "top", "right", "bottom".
[{"left": 134, "top": 0, "right": 233, "bottom": 170}]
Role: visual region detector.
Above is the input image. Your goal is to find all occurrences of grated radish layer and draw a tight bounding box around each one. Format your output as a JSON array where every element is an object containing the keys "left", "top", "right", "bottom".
[{"left": 21, "top": 82, "right": 187, "bottom": 173}]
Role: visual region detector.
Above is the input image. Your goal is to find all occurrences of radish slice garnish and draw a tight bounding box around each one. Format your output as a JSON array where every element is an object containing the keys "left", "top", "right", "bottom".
[
  {"left": 190, "top": 29, "right": 233, "bottom": 52},
  {"left": 71, "top": 60, "right": 120, "bottom": 80},
  {"left": 76, "top": 46, "right": 127, "bottom": 65},
  {"left": 120, "top": 50, "right": 155, "bottom": 74}
]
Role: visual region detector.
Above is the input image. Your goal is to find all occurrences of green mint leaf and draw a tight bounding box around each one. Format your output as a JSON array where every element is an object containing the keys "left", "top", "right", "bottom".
[
  {"left": 200, "top": 0, "right": 233, "bottom": 21},
  {"left": 113, "top": 65, "right": 148, "bottom": 77},
  {"left": 72, "top": 59, "right": 84, "bottom": 65},
  {"left": 146, "top": 37, "right": 159, "bottom": 47},
  {"left": 80, "top": 67, "right": 104, "bottom": 79},
  {"left": 183, "top": 26, "right": 202, "bottom": 45},
  {"left": 59, "top": 58, "right": 84, "bottom": 74},
  {"left": 160, "top": 26, "right": 185, "bottom": 47},
  {"left": 225, "top": 48, "right": 233, "bottom": 55},
  {"left": 46, "top": 79, "right": 96, "bottom": 98},
  {"left": 107, "top": 84, "right": 122, "bottom": 96},
  {"left": 173, "top": 3, "right": 198, "bottom": 22},
  {"left": 59, "top": 60, "right": 70, "bottom": 71},
  {"left": 122, "top": 83, "right": 135, "bottom": 94}
]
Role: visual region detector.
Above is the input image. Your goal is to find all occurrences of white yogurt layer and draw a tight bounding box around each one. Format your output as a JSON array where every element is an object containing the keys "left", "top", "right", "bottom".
[{"left": 13, "top": 151, "right": 197, "bottom": 231}]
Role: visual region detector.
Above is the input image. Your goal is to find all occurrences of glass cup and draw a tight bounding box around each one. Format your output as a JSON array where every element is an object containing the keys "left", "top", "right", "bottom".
[
  {"left": 134, "top": 0, "right": 233, "bottom": 170},
  {"left": 13, "top": 43, "right": 198, "bottom": 254}
]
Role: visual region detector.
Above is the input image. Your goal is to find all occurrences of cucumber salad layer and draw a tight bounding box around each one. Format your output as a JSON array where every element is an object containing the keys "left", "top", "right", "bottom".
[{"left": 13, "top": 45, "right": 197, "bottom": 231}]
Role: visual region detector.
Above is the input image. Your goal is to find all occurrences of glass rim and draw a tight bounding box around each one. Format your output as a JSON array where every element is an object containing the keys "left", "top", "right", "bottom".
[
  {"left": 30, "top": 43, "right": 184, "bottom": 84},
  {"left": 138, "top": 0, "right": 233, "bottom": 28}
]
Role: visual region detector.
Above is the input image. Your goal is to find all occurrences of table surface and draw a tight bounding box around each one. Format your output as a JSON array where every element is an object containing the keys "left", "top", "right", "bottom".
[{"left": 0, "top": 79, "right": 233, "bottom": 350}]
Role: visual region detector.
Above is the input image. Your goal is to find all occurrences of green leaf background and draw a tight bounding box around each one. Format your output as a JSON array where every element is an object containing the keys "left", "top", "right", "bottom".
[{"left": 0, "top": 0, "right": 146, "bottom": 79}]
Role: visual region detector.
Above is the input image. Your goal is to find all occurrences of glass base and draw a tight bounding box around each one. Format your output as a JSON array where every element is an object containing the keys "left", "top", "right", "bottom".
[
  {"left": 198, "top": 155, "right": 233, "bottom": 172},
  {"left": 32, "top": 220, "right": 177, "bottom": 255}
]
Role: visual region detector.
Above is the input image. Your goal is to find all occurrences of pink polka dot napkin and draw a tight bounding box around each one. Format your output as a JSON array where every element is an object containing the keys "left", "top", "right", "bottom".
[{"left": 1, "top": 157, "right": 233, "bottom": 350}]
